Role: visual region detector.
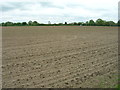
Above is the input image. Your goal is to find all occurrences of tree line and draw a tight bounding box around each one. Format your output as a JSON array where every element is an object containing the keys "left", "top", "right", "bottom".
[{"left": 1, "top": 19, "right": 120, "bottom": 26}]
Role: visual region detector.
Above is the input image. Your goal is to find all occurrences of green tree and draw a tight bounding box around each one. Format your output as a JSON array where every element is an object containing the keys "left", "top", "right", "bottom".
[
  {"left": 28, "top": 21, "right": 33, "bottom": 25},
  {"left": 107, "top": 21, "right": 115, "bottom": 26},
  {"left": 65, "top": 22, "right": 67, "bottom": 25},
  {"left": 2, "top": 23, "right": 6, "bottom": 26},
  {"left": 58, "top": 23, "right": 63, "bottom": 25},
  {"left": 13, "top": 22, "right": 22, "bottom": 26},
  {"left": 4, "top": 21, "right": 13, "bottom": 26},
  {"left": 118, "top": 20, "right": 120, "bottom": 26},
  {"left": 104, "top": 21, "right": 116, "bottom": 26},
  {"left": 73, "top": 22, "right": 77, "bottom": 25},
  {"left": 16, "top": 22, "right": 22, "bottom": 26},
  {"left": 22, "top": 22, "right": 27, "bottom": 26},
  {"left": 89, "top": 20, "right": 95, "bottom": 26},
  {"left": 78, "top": 22, "right": 83, "bottom": 25},
  {"left": 32, "top": 21, "right": 39, "bottom": 26},
  {"left": 85, "top": 21, "right": 89, "bottom": 26},
  {"left": 96, "top": 19, "right": 106, "bottom": 26}
]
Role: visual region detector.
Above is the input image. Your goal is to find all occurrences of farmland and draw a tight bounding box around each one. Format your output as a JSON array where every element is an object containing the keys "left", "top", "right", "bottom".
[{"left": 2, "top": 26, "right": 118, "bottom": 88}]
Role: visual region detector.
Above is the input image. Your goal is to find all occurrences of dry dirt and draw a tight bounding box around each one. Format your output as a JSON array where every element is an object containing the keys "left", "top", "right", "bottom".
[{"left": 2, "top": 26, "right": 118, "bottom": 88}]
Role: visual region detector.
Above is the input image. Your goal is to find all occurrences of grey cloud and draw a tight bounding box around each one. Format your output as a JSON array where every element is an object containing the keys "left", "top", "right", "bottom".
[
  {"left": 1, "top": 1, "right": 64, "bottom": 12},
  {"left": 66, "top": 3, "right": 108, "bottom": 13},
  {"left": 2, "top": 6, "right": 15, "bottom": 12},
  {"left": 1, "top": 2, "right": 29, "bottom": 12},
  {"left": 39, "top": 2, "right": 64, "bottom": 9}
]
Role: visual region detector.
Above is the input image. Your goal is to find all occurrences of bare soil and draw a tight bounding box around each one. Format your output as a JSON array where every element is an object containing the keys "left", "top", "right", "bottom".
[{"left": 2, "top": 26, "right": 118, "bottom": 88}]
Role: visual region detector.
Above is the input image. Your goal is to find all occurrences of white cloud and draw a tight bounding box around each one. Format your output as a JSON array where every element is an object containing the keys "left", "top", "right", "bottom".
[{"left": 0, "top": 0, "right": 119, "bottom": 23}]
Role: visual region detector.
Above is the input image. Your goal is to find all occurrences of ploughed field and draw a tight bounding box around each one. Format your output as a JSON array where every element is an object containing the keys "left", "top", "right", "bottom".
[{"left": 2, "top": 26, "right": 118, "bottom": 88}]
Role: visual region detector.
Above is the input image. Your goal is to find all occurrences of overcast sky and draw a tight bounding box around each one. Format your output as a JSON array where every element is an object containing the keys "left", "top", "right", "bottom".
[{"left": 0, "top": 0, "right": 119, "bottom": 23}]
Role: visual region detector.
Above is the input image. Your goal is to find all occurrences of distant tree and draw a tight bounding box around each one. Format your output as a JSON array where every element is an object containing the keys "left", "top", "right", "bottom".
[
  {"left": 28, "top": 21, "right": 33, "bottom": 25},
  {"left": 104, "top": 21, "right": 109, "bottom": 26},
  {"left": 96, "top": 19, "right": 106, "bottom": 26},
  {"left": 65, "top": 22, "right": 67, "bottom": 25},
  {"left": 16, "top": 22, "right": 22, "bottom": 26},
  {"left": 32, "top": 21, "right": 39, "bottom": 26},
  {"left": 69, "top": 22, "right": 73, "bottom": 25},
  {"left": 58, "top": 23, "right": 63, "bottom": 25},
  {"left": 89, "top": 20, "right": 95, "bottom": 26},
  {"left": 103, "top": 21, "right": 116, "bottom": 26},
  {"left": 0, "top": 23, "right": 1, "bottom": 26},
  {"left": 85, "top": 21, "right": 89, "bottom": 26},
  {"left": 53, "top": 23, "right": 57, "bottom": 26},
  {"left": 1, "top": 19, "right": 118, "bottom": 26},
  {"left": 107, "top": 21, "right": 115, "bottom": 26},
  {"left": 13, "top": 22, "right": 22, "bottom": 26},
  {"left": 2, "top": 23, "right": 6, "bottom": 26},
  {"left": 4, "top": 21, "right": 13, "bottom": 26},
  {"left": 73, "top": 22, "right": 77, "bottom": 25},
  {"left": 82, "top": 22, "right": 86, "bottom": 26},
  {"left": 118, "top": 20, "right": 120, "bottom": 26},
  {"left": 22, "top": 22, "right": 27, "bottom": 26},
  {"left": 78, "top": 22, "right": 83, "bottom": 25}
]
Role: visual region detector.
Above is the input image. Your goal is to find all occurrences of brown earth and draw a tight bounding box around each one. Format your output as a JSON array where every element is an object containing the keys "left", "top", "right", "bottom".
[{"left": 2, "top": 26, "right": 118, "bottom": 88}]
